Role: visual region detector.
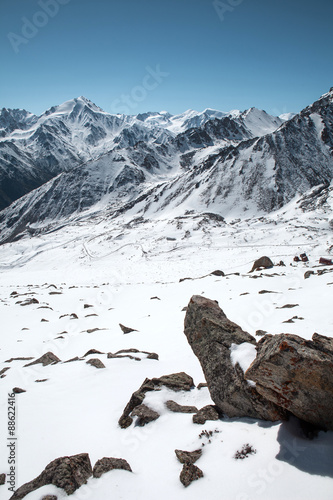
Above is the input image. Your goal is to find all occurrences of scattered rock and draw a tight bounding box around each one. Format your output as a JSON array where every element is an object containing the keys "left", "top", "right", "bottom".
[
  {"left": 165, "top": 400, "right": 198, "bottom": 413},
  {"left": 192, "top": 405, "right": 220, "bottom": 424},
  {"left": 41, "top": 319, "right": 49, "bottom": 323},
  {"left": 277, "top": 304, "right": 299, "bottom": 309},
  {"left": 84, "top": 304, "right": 93, "bottom": 309},
  {"left": 41, "top": 496, "right": 57, "bottom": 500},
  {"left": 0, "top": 367, "right": 10, "bottom": 377},
  {"left": 258, "top": 290, "right": 278, "bottom": 294},
  {"left": 19, "top": 298, "right": 39, "bottom": 306},
  {"left": 179, "top": 463, "right": 204, "bottom": 487},
  {"left": 70, "top": 313, "right": 78, "bottom": 320},
  {"left": 9, "top": 453, "right": 92, "bottom": 499},
  {"left": 118, "top": 372, "right": 194, "bottom": 428},
  {"left": 93, "top": 457, "right": 132, "bottom": 478},
  {"left": 5, "top": 357, "right": 34, "bottom": 363},
  {"left": 13, "top": 387, "right": 26, "bottom": 393},
  {"left": 146, "top": 352, "right": 159, "bottom": 360},
  {"left": 35, "top": 379, "right": 48, "bottom": 383},
  {"left": 131, "top": 404, "right": 160, "bottom": 426},
  {"left": 245, "top": 332, "right": 333, "bottom": 431},
  {"left": 256, "top": 330, "right": 267, "bottom": 337},
  {"left": 249, "top": 256, "right": 274, "bottom": 273},
  {"left": 304, "top": 270, "right": 315, "bottom": 279},
  {"left": 210, "top": 270, "right": 225, "bottom": 277},
  {"left": 83, "top": 349, "right": 104, "bottom": 357},
  {"left": 63, "top": 357, "right": 81, "bottom": 363},
  {"left": 86, "top": 358, "right": 105, "bottom": 369},
  {"left": 25, "top": 352, "right": 61, "bottom": 367},
  {"left": 119, "top": 324, "right": 138, "bottom": 334},
  {"left": 184, "top": 295, "right": 285, "bottom": 421},
  {"left": 0, "top": 473, "right": 5, "bottom": 485},
  {"left": 175, "top": 449, "right": 202, "bottom": 464},
  {"left": 197, "top": 383, "right": 208, "bottom": 390},
  {"left": 150, "top": 296, "right": 161, "bottom": 300},
  {"left": 49, "top": 292, "right": 62, "bottom": 295}
]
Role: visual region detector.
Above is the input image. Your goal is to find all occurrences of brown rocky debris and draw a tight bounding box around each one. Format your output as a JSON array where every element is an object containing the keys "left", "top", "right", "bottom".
[
  {"left": 184, "top": 295, "right": 285, "bottom": 421},
  {"left": 0, "top": 473, "right": 6, "bottom": 485},
  {"left": 93, "top": 457, "right": 132, "bottom": 478},
  {"left": 86, "top": 358, "right": 105, "bottom": 369},
  {"left": 13, "top": 387, "right": 26, "bottom": 394},
  {"left": 192, "top": 405, "right": 220, "bottom": 424},
  {"left": 119, "top": 324, "right": 138, "bottom": 334},
  {"left": 245, "top": 332, "right": 333, "bottom": 431},
  {"left": 131, "top": 404, "right": 160, "bottom": 426}
]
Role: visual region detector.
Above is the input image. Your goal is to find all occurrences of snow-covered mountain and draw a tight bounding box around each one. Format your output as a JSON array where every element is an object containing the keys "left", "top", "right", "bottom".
[{"left": 0, "top": 89, "right": 332, "bottom": 244}]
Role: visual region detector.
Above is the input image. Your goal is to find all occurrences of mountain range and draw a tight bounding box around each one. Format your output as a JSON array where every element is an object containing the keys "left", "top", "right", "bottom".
[{"left": 0, "top": 89, "right": 332, "bottom": 245}]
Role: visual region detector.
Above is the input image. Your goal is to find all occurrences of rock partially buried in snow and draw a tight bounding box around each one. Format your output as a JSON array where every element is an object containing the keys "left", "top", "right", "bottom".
[
  {"left": 92, "top": 457, "right": 132, "bottom": 478},
  {"left": 179, "top": 463, "right": 204, "bottom": 487},
  {"left": 184, "top": 295, "right": 285, "bottom": 421},
  {"left": 9, "top": 453, "right": 92, "bottom": 499},
  {"left": 119, "top": 323, "right": 138, "bottom": 334},
  {"left": 25, "top": 352, "right": 60, "bottom": 367},
  {"left": 192, "top": 405, "right": 220, "bottom": 424},
  {"left": 86, "top": 358, "right": 105, "bottom": 369},
  {"left": 249, "top": 256, "right": 274, "bottom": 273},
  {"left": 131, "top": 404, "right": 160, "bottom": 426},
  {"left": 165, "top": 400, "right": 198, "bottom": 413},
  {"left": 175, "top": 449, "right": 202, "bottom": 464},
  {"left": 245, "top": 332, "right": 333, "bottom": 431}
]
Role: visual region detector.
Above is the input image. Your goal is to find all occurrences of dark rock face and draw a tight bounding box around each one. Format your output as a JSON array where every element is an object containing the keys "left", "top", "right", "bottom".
[
  {"left": 179, "top": 463, "right": 204, "bottom": 487},
  {"left": 175, "top": 449, "right": 202, "bottom": 464},
  {"left": 118, "top": 372, "right": 194, "bottom": 428},
  {"left": 9, "top": 453, "right": 92, "bottom": 500},
  {"left": 131, "top": 404, "right": 160, "bottom": 426},
  {"left": 165, "top": 400, "right": 198, "bottom": 413},
  {"left": 245, "top": 332, "right": 333, "bottom": 431},
  {"left": 250, "top": 256, "right": 274, "bottom": 272},
  {"left": 92, "top": 457, "right": 132, "bottom": 478},
  {"left": 192, "top": 405, "right": 220, "bottom": 424},
  {"left": 184, "top": 295, "right": 285, "bottom": 421},
  {"left": 24, "top": 352, "right": 60, "bottom": 367}
]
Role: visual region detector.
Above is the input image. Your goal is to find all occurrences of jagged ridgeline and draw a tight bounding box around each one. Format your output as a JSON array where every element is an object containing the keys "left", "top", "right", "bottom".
[{"left": 0, "top": 88, "right": 332, "bottom": 244}]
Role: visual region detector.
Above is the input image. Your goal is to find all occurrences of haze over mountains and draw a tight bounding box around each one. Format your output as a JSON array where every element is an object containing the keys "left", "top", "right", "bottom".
[{"left": 0, "top": 88, "right": 332, "bottom": 245}]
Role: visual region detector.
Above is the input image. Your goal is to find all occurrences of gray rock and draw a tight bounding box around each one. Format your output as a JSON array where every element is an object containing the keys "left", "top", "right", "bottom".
[
  {"left": 93, "top": 457, "right": 132, "bottom": 478},
  {"left": 118, "top": 372, "right": 194, "bottom": 428},
  {"left": 24, "top": 352, "right": 60, "bottom": 367},
  {"left": 192, "top": 405, "right": 220, "bottom": 424},
  {"left": 9, "top": 453, "right": 92, "bottom": 499},
  {"left": 245, "top": 332, "right": 333, "bottom": 431},
  {"left": 175, "top": 449, "right": 202, "bottom": 464},
  {"left": 184, "top": 295, "right": 285, "bottom": 421},
  {"left": 131, "top": 404, "right": 160, "bottom": 426},
  {"left": 165, "top": 400, "right": 198, "bottom": 413},
  {"left": 41, "top": 496, "right": 57, "bottom": 500},
  {"left": 86, "top": 358, "right": 105, "bottom": 369},
  {"left": 250, "top": 256, "right": 274, "bottom": 273},
  {"left": 179, "top": 463, "right": 204, "bottom": 487}
]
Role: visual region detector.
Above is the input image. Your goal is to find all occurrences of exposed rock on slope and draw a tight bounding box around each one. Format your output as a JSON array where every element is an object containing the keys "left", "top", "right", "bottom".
[
  {"left": 245, "top": 332, "right": 333, "bottom": 431},
  {"left": 184, "top": 295, "right": 285, "bottom": 420}
]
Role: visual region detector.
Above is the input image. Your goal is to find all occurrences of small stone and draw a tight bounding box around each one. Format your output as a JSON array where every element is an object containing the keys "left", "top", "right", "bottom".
[
  {"left": 165, "top": 400, "right": 198, "bottom": 413},
  {"left": 179, "top": 463, "right": 204, "bottom": 487},
  {"left": 175, "top": 449, "right": 202, "bottom": 464},
  {"left": 41, "top": 496, "right": 57, "bottom": 500},
  {"left": 131, "top": 404, "right": 160, "bottom": 426},
  {"left": 83, "top": 349, "right": 104, "bottom": 357},
  {"left": 86, "top": 358, "right": 105, "bottom": 369},
  {"left": 0, "top": 473, "right": 6, "bottom": 485},
  {"left": 13, "top": 387, "right": 26, "bottom": 393},
  {"left": 193, "top": 405, "right": 220, "bottom": 424},
  {"left": 146, "top": 352, "right": 159, "bottom": 360},
  {"left": 197, "top": 383, "right": 208, "bottom": 390},
  {"left": 119, "top": 324, "right": 138, "bottom": 334},
  {"left": 93, "top": 457, "right": 132, "bottom": 478}
]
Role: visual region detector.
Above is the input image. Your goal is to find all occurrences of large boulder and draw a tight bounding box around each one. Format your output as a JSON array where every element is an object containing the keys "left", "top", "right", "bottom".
[
  {"left": 9, "top": 454, "right": 92, "bottom": 500},
  {"left": 250, "top": 256, "right": 274, "bottom": 272},
  {"left": 184, "top": 295, "right": 285, "bottom": 421},
  {"left": 245, "top": 333, "right": 333, "bottom": 430}
]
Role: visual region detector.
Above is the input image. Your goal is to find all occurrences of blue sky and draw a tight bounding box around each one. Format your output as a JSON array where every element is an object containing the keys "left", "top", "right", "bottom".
[{"left": 1, "top": 0, "right": 333, "bottom": 116}]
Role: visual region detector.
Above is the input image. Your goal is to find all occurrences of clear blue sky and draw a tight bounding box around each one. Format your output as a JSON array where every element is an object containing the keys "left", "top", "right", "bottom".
[{"left": 1, "top": 0, "right": 332, "bottom": 116}]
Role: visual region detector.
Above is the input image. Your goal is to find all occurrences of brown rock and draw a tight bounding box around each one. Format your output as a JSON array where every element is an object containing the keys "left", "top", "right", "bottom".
[
  {"left": 25, "top": 352, "right": 60, "bottom": 367},
  {"left": 0, "top": 473, "right": 6, "bottom": 485},
  {"left": 86, "top": 358, "right": 105, "bottom": 369},
  {"left": 165, "top": 400, "right": 198, "bottom": 413},
  {"left": 93, "top": 457, "right": 132, "bottom": 478},
  {"left": 179, "top": 463, "right": 204, "bottom": 487},
  {"left": 192, "top": 405, "right": 220, "bottom": 424},
  {"left": 131, "top": 404, "right": 160, "bottom": 426},
  {"left": 175, "top": 449, "right": 202, "bottom": 464},
  {"left": 119, "top": 324, "right": 137, "bottom": 334},
  {"left": 250, "top": 256, "right": 274, "bottom": 273},
  {"left": 9, "top": 454, "right": 92, "bottom": 499},
  {"left": 184, "top": 295, "right": 285, "bottom": 421},
  {"left": 245, "top": 332, "right": 333, "bottom": 430},
  {"left": 41, "top": 496, "right": 57, "bottom": 500},
  {"left": 13, "top": 387, "right": 26, "bottom": 394}
]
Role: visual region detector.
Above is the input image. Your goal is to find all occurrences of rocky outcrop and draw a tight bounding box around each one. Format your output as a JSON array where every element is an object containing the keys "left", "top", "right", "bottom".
[
  {"left": 92, "top": 458, "right": 132, "bottom": 478},
  {"left": 184, "top": 295, "right": 285, "bottom": 421},
  {"left": 119, "top": 372, "right": 194, "bottom": 428},
  {"left": 24, "top": 352, "right": 60, "bottom": 367},
  {"left": 245, "top": 332, "right": 333, "bottom": 431},
  {"left": 9, "top": 453, "right": 92, "bottom": 500}
]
